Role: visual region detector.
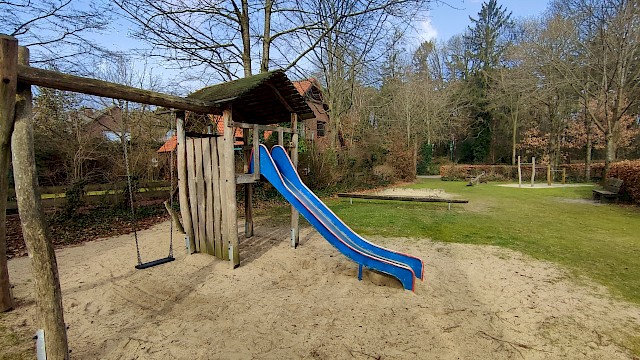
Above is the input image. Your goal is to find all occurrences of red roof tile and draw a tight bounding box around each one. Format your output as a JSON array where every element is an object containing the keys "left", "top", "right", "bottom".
[
  {"left": 293, "top": 79, "right": 315, "bottom": 96},
  {"left": 158, "top": 115, "right": 248, "bottom": 153},
  {"left": 157, "top": 135, "right": 177, "bottom": 153}
]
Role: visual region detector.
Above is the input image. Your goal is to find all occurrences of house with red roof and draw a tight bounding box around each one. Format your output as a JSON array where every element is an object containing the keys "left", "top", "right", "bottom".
[{"left": 292, "top": 78, "right": 330, "bottom": 143}]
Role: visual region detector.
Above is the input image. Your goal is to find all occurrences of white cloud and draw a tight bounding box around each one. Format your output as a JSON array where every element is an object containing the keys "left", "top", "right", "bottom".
[{"left": 417, "top": 18, "right": 438, "bottom": 42}]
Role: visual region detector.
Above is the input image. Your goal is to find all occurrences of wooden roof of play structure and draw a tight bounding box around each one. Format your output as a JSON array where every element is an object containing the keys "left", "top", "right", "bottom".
[{"left": 189, "top": 70, "right": 314, "bottom": 125}]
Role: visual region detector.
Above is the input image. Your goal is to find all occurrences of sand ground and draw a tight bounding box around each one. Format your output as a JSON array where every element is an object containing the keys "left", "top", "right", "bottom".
[{"left": 3, "top": 218, "right": 640, "bottom": 359}]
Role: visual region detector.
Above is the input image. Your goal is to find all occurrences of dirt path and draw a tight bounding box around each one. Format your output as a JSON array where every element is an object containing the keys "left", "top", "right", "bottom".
[{"left": 2, "top": 220, "right": 639, "bottom": 359}]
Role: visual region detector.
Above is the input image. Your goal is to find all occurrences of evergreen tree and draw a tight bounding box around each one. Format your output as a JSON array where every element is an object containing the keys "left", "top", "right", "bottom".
[{"left": 462, "top": 0, "right": 513, "bottom": 163}]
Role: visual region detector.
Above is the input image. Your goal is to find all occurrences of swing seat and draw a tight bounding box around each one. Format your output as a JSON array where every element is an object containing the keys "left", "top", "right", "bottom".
[{"left": 135, "top": 256, "right": 175, "bottom": 270}]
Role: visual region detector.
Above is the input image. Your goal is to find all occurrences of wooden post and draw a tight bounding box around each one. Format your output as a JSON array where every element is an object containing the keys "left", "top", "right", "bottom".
[
  {"left": 252, "top": 124, "right": 259, "bottom": 181},
  {"left": 0, "top": 34, "right": 17, "bottom": 312},
  {"left": 547, "top": 164, "right": 552, "bottom": 186},
  {"left": 562, "top": 168, "right": 566, "bottom": 184},
  {"left": 531, "top": 157, "right": 536, "bottom": 187},
  {"left": 223, "top": 109, "right": 240, "bottom": 268},
  {"left": 12, "top": 45, "right": 69, "bottom": 359},
  {"left": 277, "top": 127, "right": 284, "bottom": 146},
  {"left": 517, "top": 156, "right": 522, "bottom": 188},
  {"left": 176, "top": 111, "right": 195, "bottom": 253},
  {"left": 243, "top": 128, "right": 253, "bottom": 237},
  {"left": 290, "top": 113, "right": 299, "bottom": 248}
]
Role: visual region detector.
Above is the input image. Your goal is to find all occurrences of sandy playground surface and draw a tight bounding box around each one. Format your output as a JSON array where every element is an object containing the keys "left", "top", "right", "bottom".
[{"left": 3, "top": 218, "right": 640, "bottom": 359}]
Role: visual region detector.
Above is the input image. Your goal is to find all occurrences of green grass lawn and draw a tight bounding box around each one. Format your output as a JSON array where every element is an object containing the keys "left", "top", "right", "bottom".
[{"left": 323, "top": 179, "right": 640, "bottom": 305}]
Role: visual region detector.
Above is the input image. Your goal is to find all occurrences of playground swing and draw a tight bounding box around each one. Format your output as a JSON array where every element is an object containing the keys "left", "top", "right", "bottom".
[{"left": 121, "top": 111, "right": 176, "bottom": 270}]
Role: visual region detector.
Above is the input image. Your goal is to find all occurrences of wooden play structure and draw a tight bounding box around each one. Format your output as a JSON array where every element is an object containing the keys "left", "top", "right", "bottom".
[
  {"left": 0, "top": 35, "right": 313, "bottom": 358},
  {"left": 175, "top": 73, "right": 314, "bottom": 266}
]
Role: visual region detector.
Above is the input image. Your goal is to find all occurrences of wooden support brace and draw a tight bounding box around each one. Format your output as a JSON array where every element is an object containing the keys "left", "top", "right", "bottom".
[
  {"left": 252, "top": 124, "right": 260, "bottom": 181},
  {"left": 243, "top": 128, "right": 253, "bottom": 238},
  {"left": 290, "top": 113, "right": 299, "bottom": 248}
]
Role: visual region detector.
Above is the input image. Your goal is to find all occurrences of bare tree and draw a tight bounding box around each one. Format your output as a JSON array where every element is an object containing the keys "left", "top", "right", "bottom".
[
  {"left": 1, "top": 0, "right": 111, "bottom": 72},
  {"left": 292, "top": 0, "right": 428, "bottom": 147},
  {"left": 545, "top": 0, "right": 640, "bottom": 174},
  {"left": 115, "top": 0, "right": 430, "bottom": 81}
]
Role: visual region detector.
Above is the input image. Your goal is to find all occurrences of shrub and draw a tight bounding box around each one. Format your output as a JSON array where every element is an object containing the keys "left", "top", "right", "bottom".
[
  {"left": 559, "top": 163, "right": 606, "bottom": 182},
  {"left": 440, "top": 164, "right": 516, "bottom": 181},
  {"left": 607, "top": 160, "right": 640, "bottom": 204},
  {"left": 63, "top": 178, "right": 87, "bottom": 218}
]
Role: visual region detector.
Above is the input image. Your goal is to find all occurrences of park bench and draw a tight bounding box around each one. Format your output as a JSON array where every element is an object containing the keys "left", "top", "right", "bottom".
[{"left": 592, "top": 178, "right": 623, "bottom": 202}]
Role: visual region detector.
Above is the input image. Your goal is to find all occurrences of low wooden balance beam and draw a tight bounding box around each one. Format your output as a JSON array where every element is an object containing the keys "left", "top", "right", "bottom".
[{"left": 337, "top": 193, "right": 469, "bottom": 210}]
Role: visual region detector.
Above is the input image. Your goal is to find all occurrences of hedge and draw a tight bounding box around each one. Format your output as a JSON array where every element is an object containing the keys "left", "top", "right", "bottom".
[
  {"left": 607, "top": 160, "right": 640, "bottom": 204},
  {"left": 440, "top": 162, "right": 606, "bottom": 182}
]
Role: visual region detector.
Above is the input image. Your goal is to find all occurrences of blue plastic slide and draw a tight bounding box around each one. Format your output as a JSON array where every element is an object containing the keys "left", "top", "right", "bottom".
[{"left": 252, "top": 144, "right": 424, "bottom": 291}]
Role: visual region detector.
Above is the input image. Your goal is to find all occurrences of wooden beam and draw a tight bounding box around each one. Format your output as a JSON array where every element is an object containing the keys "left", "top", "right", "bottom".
[
  {"left": 277, "top": 127, "right": 284, "bottom": 146},
  {"left": 243, "top": 128, "right": 253, "bottom": 238},
  {"left": 17, "top": 65, "right": 222, "bottom": 114},
  {"left": 267, "top": 83, "right": 294, "bottom": 112},
  {"left": 11, "top": 45, "right": 69, "bottom": 359},
  {"left": 337, "top": 193, "right": 469, "bottom": 204},
  {"left": 290, "top": 113, "right": 299, "bottom": 248},
  {"left": 232, "top": 121, "right": 294, "bottom": 133},
  {"left": 0, "top": 34, "right": 17, "bottom": 312},
  {"left": 252, "top": 124, "right": 260, "bottom": 181}
]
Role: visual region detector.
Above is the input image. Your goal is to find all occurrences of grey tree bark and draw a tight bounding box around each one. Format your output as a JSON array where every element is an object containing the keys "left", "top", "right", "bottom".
[
  {"left": 12, "top": 45, "right": 69, "bottom": 359},
  {"left": 0, "top": 34, "right": 17, "bottom": 313}
]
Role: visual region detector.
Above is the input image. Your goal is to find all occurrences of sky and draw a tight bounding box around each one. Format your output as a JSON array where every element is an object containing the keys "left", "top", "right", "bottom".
[{"left": 417, "top": 0, "right": 552, "bottom": 43}]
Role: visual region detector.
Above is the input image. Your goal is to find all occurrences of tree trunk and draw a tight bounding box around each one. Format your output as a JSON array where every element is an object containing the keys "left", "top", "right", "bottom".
[
  {"left": 261, "top": 0, "right": 273, "bottom": 73},
  {"left": 585, "top": 115, "right": 592, "bottom": 181},
  {"left": 511, "top": 116, "right": 517, "bottom": 166},
  {"left": 0, "top": 35, "right": 18, "bottom": 312},
  {"left": 239, "top": 0, "right": 252, "bottom": 77},
  {"left": 12, "top": 46, "right": 69, "bottom": 358},
  {"left": 604, "top": 131, "right": 615, "bottom": 176}
]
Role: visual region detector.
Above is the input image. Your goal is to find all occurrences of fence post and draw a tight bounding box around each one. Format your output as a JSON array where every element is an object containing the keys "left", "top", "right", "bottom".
[
  {"left": 531, "top": 157, "right": 536, "bottom": 187},
  {"left": 562, "top": 168, "right": 566, "bottom": 184},
  {"left": 547, "top": 164, "right": 551, "bottom": 186},
  {"left": 517, "top": 156, "right": 522, "bottom": 188}
]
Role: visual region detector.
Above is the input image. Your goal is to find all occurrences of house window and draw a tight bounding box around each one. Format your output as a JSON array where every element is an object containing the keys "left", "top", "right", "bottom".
[{"left": 317, "top": 122, "right": 326, "bottom": 137}]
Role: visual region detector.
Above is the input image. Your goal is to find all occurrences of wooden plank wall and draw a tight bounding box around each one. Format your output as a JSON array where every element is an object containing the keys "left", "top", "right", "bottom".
[
  {"left": 185, "top": 136, "right": 235, "bottom": 259},
  {"left": 186, "top": 140, "right": 200, "bottom": 250},
  {"left": 210, "top": 137, "right": 222, "bottom": 259}
]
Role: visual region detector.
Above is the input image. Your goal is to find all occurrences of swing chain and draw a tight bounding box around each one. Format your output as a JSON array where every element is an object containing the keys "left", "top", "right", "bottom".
[
  {"left": 168, "top": 111, "right": 175, "bottom": 258},
  {"left": 122, "top": 131, "right": 143, "bottom": 266}
]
